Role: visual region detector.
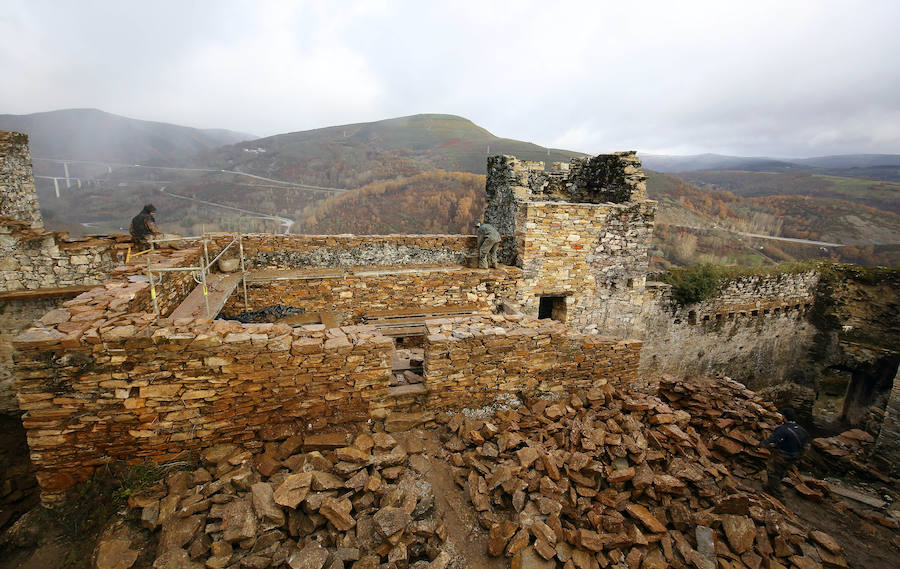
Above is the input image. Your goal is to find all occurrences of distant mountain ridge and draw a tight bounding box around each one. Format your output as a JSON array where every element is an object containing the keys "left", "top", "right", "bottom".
[
  {"left": 641, "top": 152, "right": 900, "bottom": 173},
  {"left": 0, "top": 108, "right": 255, "bottom": 166},
  {"left": 196, "top": 114, "right": 587, "bottom": 189}
]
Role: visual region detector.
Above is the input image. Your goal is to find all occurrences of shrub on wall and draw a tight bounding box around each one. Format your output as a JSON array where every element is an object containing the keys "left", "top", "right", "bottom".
[
  {"left": 659, "top": 260, "right": 825, "bottom": 305},
  {"left": 663, "top": 264, "right": 722, "bottom": 304}
]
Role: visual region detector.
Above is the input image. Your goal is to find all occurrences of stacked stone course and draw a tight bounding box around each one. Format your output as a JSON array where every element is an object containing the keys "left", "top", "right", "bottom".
[
  {"left": 14, "top": 316, "right": 394, "bottom": 497},
  {"left": 423, "top": 315, "right": 641, "bottom": 409},
  {"left": 223, "top": 265, "right": 520, "bottom": 322},
  {"left": 237, "top": 233, "right": 477, "bottom": 269}
]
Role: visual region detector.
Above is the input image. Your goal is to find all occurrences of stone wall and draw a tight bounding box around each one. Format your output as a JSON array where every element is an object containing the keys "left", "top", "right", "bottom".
[
  {"left": 0, "top": 219, "right": 122, "bottom": 291},
  {"left": 236, "top": 234, "right": 477, "bottom": 269},
  {"left": 423, "top": 315, "right": 641, "bottom": 410},
  {"left": 483, "top": 154, "right": 656, "bottom": 336},
  {"left": 0, "top": 299, "right": 61, "bottom": 413},
  {"left": 638, "top": 271, "right": 820, "bottom": 390},
  {"left": 14, "top": 318, "right": 393, "bottom": 500},
  {"left": 875, "top": 366, "right": 900, "bottom": 475},
  {"left": 12, "top": 242, "right": 640, "bottom": 500},
  {"left": 221, "top": 266, "right": 519, "bottom": 323},
  {"left": 0, "top": 131, "right": 42, "bottom": 228}
]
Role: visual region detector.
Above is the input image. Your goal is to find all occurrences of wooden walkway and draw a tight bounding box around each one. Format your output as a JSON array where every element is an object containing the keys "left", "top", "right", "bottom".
[{"left": 169, "top": 273, "right": 242, "bottom": 320}]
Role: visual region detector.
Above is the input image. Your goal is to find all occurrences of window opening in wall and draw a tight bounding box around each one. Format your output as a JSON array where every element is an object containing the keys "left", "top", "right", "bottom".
[{"left": 538, "top": 296, "right": 567, "bottom": 322}]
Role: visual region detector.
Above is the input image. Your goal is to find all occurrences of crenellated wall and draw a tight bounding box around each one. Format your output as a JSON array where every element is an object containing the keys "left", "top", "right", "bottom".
[{"left": 637, "top": 271, "right": 821, "bottom": 390}]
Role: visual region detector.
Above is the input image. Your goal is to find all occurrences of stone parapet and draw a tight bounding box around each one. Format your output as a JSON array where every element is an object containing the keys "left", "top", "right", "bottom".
[
  {"left": 0, "top": 218, "right": 124, "bottom": 292},
  {"left": 235, "top": 233, "right": 478, "bottom": 269}
]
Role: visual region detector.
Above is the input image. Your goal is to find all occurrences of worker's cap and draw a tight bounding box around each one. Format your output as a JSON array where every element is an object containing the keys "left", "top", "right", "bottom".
[
  {"left": 144, "top": 203, "right": 157, "bottom": 213},
  {"left": 778, "top": 407, "right": 796, "bottom": 421}
]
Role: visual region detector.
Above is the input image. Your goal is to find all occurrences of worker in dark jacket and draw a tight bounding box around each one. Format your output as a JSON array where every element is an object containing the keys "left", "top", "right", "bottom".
[
  {"left": 129, "top": 204, "right": 160, "bottom": 250},
  {"left": 760, "top": 407, "right": 810, "bottom": 498}
]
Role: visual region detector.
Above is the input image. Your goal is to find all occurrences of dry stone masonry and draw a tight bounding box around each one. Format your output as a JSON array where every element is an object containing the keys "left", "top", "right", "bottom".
[
  {"left": 638, "top": 271, "right": 821, "bottom": 389},
  {"left": 484, "top": 153, "right": 656, "bottom": 337},
  {"left": 0, "top": 131, "right": 43, "bottom": 228},
  {"left": 0, "top": 130, "right": 124, "bottom": 413},
  {"left": 3, "top": 133, "right": 898, "bottom": 517}
]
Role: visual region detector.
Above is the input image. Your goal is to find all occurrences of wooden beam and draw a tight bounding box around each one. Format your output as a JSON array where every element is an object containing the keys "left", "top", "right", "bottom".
[{"left": 0, "top": 285, "right": 95, "bottom": 302}]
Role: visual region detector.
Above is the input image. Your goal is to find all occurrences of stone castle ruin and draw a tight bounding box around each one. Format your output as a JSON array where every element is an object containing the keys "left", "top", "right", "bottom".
[{"left": 0, "top": 131, "right": 898, "bottom": 508}]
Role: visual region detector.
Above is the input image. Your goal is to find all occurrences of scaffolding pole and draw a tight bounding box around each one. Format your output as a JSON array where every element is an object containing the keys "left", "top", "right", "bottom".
[
  {"left": 144, "top": 229, "right": 250, "bottom": 322},
  {"left": 238, "top": 224, "right": 249, "bottom": 312}
]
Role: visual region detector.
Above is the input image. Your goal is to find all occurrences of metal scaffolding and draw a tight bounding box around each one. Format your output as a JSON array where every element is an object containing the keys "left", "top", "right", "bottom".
[{"left": 143, "top": 228, "right": 250, "bottom": 320}]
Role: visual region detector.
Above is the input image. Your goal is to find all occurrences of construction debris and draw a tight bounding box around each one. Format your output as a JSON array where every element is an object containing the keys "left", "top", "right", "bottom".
[
  {"left": 122, "top": 428, "right": 450, "bottom": 569},
  {"left": 437, "top": 379, "right": 852, "bottom": 569}
]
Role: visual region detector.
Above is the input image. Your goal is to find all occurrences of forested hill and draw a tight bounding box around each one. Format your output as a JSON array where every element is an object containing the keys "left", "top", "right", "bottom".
[{"left": 195, "top": 114, "right": 586, "bottom": 189}]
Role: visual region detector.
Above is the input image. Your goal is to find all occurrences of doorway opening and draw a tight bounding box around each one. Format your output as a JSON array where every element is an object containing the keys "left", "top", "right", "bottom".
[{"left": 538, "top": 296, "right": 567, "bottom": 322}]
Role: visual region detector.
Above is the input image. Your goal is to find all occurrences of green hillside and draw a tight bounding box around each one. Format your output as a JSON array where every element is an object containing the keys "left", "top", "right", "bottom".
[{"left": 197, "top": 114, "right": 585, "bottom": 189}]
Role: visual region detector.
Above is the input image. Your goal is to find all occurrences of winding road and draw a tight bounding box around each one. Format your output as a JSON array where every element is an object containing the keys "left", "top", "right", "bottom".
[{"left": 157, "top": 186, "right": 295, "bottom": 234}]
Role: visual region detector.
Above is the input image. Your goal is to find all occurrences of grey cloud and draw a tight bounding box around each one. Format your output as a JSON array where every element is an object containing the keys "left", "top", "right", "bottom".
[{"left": 2, "top": 0, "right": 899, "bottom": 157}]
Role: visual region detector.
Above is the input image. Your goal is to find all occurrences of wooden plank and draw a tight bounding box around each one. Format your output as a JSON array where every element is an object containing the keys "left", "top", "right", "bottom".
[
  {"left": 0, "top": 285, "right": 95, "bottom": 302},
  {"left": 364, "top": 304, "right": 482, "bottom": 320},
  {"left": 169, "top": 273, "right": 241, "bottom": 320},
  {"left": 276, "top": 313, "right": 323, "bottom": 326},
  {"left": 379, "top": 325, "right": 428, "bottom": 337}
]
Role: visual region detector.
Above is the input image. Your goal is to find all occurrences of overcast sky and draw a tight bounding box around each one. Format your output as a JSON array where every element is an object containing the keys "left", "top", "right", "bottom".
[{"left": 2, "top": 0, "right": 899, "bottom": 157}]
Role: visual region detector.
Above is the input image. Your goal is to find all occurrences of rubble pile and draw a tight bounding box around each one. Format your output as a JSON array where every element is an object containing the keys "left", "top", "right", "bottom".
[
  {"left": 657, "top": 376, "right": 783, "bottom": 476},
  {"left": 121, "top": 430, "right": 450, "bottom": 569},
  {"left": 439, "top": 381, "right": 850, "bottom": 569},
  {"left": 811, "top": 429, "right": 874, "bottom": 463}
]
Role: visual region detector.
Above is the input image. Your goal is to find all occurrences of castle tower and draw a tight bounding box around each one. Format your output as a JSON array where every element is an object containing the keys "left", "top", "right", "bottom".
[
  {"left": 0, "top": 131, "right": 44, "bottom": 228},
  {"left": 484, "top": 152, "right": 656, "bottom": 336}
]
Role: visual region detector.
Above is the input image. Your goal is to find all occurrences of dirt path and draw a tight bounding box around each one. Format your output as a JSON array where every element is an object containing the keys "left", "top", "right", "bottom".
[
  {"left": 400, "top": 429, "right": 508, "bottom": 569},
  {"left": 741, "top": 475, "right": 899, "bottom": 569}
]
